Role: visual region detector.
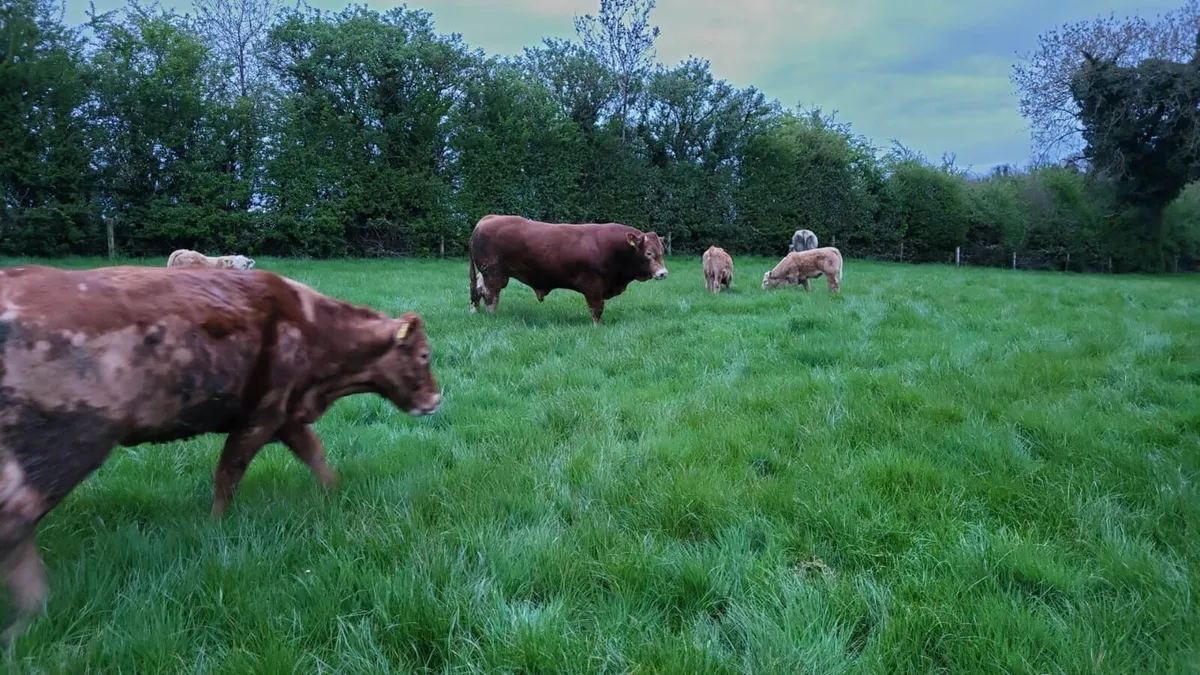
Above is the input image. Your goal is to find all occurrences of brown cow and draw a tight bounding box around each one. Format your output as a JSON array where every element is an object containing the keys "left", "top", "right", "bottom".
[
  {"left": 761, "top": 247, "right": 843, "bottom": 292},
  {"left": 0, "top": 264, "right": 440, "bottom": 641},
  {"left": 702, "top": 246, "right": 733, "bottom": 294},
  {"left": 468, "top": 214, "right": 668, "bottom": 325}
]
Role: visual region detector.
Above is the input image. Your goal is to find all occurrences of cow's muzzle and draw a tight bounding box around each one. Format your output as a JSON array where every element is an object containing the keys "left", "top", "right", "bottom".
[
  {"left": 652, "top": 267, "right": 668, "bottom": 280},
  {"left": 409, "top": 392, "right": 441, "bottom": 416}
]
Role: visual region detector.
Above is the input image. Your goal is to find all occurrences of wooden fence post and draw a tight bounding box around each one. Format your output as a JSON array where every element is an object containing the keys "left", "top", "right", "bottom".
[
  {"left": 955, "top": 246, "right": 960, "bottom": 266},
  {"left": 1011, "top": 251, "right": 1016, "bottom": 270},
  {"left": 106, "top": 217, "right": 115, "bottom": 259}
]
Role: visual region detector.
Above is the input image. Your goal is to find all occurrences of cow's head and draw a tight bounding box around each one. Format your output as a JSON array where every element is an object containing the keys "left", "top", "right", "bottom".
[
  {"left": 626, "top": 231, "right": 668, "bottom": 280},
  {"left": 370, "top": 311, "right": 441, "bottom": 416},
  {"left": 223, "top": 255, "right": 255, "bottom": 269},
  {"left": 762, "top": 269, "right": 784, "bottom": 290}
]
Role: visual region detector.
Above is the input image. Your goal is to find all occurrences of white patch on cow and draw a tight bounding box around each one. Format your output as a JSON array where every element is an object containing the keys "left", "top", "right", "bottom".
[
  {"left": 99, "top": 350, "right": 128, "bottom": 378},
  {"left": 0, "top": 457, "right": 27, "bottom": 504},
  {"left": 70, "top": 332, "right": 86, "bottom": 347},
  {"left": 78, "top": 284, "right": 88, "bottom": 292},
  {"left": 475, "top": 274, "right": 485, "bottom": 295},
  {"left": 34, "top": 341, "right": 50, "bottom": 354},
  {"left": 1, "top": 309, "right": 16, "bottom": 321},
  {"left": 172, "top": 348, "right": 194, "bottom": 365},
  {"left": 0, "top": 457, "right": 41, "bottom": 520}
]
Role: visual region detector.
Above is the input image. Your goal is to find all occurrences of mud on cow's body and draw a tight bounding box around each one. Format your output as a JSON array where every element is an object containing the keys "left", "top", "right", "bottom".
[
  {"left": 467, "top": 214, "right": 668, "bottom": 325},
  {"left": 0, "top": 264, "right": 441, "bottom": 642}
]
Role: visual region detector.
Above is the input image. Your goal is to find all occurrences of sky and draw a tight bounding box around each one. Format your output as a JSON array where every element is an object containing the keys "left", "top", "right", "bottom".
[{"left": 64, "top": 0, "right": 1178, "bottom": 173}]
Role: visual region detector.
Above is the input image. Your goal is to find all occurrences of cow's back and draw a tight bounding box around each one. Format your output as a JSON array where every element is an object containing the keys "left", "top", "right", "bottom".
[{"left": 0, "top": 265, "right": 298, "bottom": 453}]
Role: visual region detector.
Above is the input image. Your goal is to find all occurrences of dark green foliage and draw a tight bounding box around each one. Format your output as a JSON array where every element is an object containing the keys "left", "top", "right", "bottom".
[
  {"left": 2, "top": 0, "right": 1198, "bottom": 271},
  {"left": 1069, "top": 41, "right": 1200, "bottom": 271},
  {"left": 0, "top": 0, "right": 97, "bottom": 255}
]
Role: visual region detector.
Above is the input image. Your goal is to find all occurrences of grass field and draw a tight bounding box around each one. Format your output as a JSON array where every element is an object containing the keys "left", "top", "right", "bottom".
[{"left": 1, "top": 254, "right": 1198, "bottom": 673}]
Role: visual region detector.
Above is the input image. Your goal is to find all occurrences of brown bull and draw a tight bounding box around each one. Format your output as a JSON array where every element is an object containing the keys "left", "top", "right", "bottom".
[
  {"left": 0, "top": 264, "right": 441, "bottom": 641},
  {"left": 468, "top": 214, "right": 668, "bottom": 325}
]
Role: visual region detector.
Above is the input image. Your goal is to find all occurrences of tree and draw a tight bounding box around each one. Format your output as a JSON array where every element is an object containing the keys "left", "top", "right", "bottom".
[
  {"left": 193, "top": 0, "right": 278, "bottom": 97},
  {"left": 1068, "top": 36, "right": 1200, "bottom": 270},
  {"left": 521, "top": 37, "right": 617, "bottom": 133},
  {"left": 1011, "top": 1, "right": 1200, "bottom": 164},
  {"left": 262, "top": 4, "right": 474, "bottom": 256},
  {"left": 0, "top": 0, "right": 96, "bottom": 255},
  {"left": 573, "top": 0, "right": 659, "bottom": 143}
]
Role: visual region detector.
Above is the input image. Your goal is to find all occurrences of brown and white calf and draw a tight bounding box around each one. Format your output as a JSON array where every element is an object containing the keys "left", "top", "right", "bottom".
[
  {"left": 761, "top": 247, "right": 843, "bottom": 292},
  {"left": 468, "top": 214, "right": 668, "bottom": 325},
  {"left": 0, "top": 264, "right": 440, "bottom": 641},
  {"left": 702, "top": 246, "right": 733, "bottom": 294}
]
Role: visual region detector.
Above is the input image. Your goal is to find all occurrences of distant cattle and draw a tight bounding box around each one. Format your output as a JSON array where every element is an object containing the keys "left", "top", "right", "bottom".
[
  {"left": 789, "top": 229, "right": 819, "bottom": 253},
  {"left": 702, "top": 246, "right": 733, "bottom": 294},
  {"left": 0, "top": 264, "right": 440, "bottom": 641},
  {"left": 762, "top": 247, "right": 843, "bottom": 293},
  {"left": 167, "top": 249, "right": 255, "bottom": 270},
  {"left": 468, "top": 214, "right": 668, "bottom": 325}
]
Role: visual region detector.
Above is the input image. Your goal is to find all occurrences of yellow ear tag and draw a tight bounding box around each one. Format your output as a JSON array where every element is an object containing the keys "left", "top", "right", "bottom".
[{"left": 396, "top": 322, "right": 410, "bottom": 340}]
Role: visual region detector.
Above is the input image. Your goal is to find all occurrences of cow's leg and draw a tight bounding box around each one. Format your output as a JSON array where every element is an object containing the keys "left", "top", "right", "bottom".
[
  {"left": 586, "top": 295, "right": 605, "bottom": 326},
  {"left": 534, "top": 289, "right": 548, "bottom": 303},
  {"left": 0, "top": 453, "right": 52, "bottom": 645},
  {"left": 0, "top": 537, "right": 47, "bottom": 645},
  {"left": 212, "top": 415, "right": 284, "bottom": 517},
  {"left": 801, "top": 277, "right": 812, "bottom": 292},
  {"left": 483, "top": 276, "right": 506, "bottom": 314},
  {"left": 276, "top": 422, "right": 339, "bottom": 490}
]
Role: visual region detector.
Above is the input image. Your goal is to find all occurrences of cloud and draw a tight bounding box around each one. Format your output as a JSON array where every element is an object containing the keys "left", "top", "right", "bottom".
[{"left": 651, "top": 0, "right": 858, "bottom": 82}]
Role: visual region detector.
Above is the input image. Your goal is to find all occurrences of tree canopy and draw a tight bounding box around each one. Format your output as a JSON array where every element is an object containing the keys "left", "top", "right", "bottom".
[{"left": 2, "top": 0, "right": 1199, "bottom": 273}]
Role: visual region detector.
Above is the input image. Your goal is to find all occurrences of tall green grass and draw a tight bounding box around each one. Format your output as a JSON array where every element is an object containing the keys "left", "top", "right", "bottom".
[{"left": 2, "top": 255, "right": 1198, "bottom": 673}]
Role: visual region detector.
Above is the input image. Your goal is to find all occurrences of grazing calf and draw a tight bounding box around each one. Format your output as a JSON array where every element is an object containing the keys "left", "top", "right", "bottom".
[
  {"left": 789, "top": 229, "right": 819, "bottom": 253},
  {"left": 468, "top": 214, "right": 668, "bottom": 325},
  {"left": 762, "top": 247, "right": 843, "bottom": 293},
  {"left": 0, "top": 264, "right": 440, "bottom": 642},
  {"left": 167, "top": 249, "right": 255, "bottom": 270},
  {"left": 702, "top": 246, "right": 733, "bottom": 294}
]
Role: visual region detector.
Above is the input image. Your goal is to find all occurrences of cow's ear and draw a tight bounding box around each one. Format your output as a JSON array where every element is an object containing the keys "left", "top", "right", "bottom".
[
  {"left": 627, "top": 232, "right": 641, "bottom": 247},
  {"left": 394, "top": 312, "right": 422, "bottom": 343}
]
